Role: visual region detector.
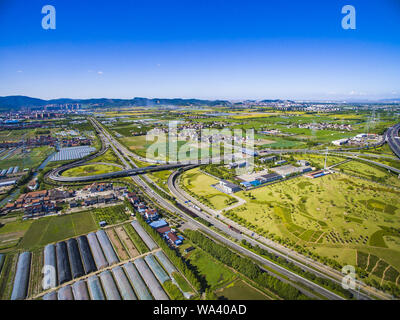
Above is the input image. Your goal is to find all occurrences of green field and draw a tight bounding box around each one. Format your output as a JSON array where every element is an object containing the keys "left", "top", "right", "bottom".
[
  {"left": 260, "top": 137, "right": 308, "bottom": 149},
  {"left": 180, "top": 168, "right": 238, "bottom": 210},
  {"left": 285, "top": 153, "right": 345, "bottom": 169},
  {"left": 62, "top": 163, "right": 121, "bottom": 177},
  {"left": 86, "top": 148, "right": 123, "bottom": 166},
  {"left": 172, "top": 271, "right": 193, "bottom": 293},
  {"left": 91, "top": 204, "right": 129, "bottom": 225},
  {"left": 123, "top": 223, "right": 149, "bottom": 254},
  {"left": 216, "top": 279, "right": 269, "bottom": 300},
  {"left": 148, "top": 170, "right": 173, "bottom": 193},
  {"left": 214, "top": 171, "right": 400, "bottom": 285},
  {"left": 0, "top": 146, "right": 54, "bottom": 170},
  {"left": 0, "top": 252, "right": 18, "bottom": 299},
  {"left": 182, "top": 245, "right": 236, "bottom": 290},
  {"left": 120, "top": 135, "right": 223, "bottom": 161},
  {"left": 18, "top": 211, "right": 97, "bottom": 250},
  {"left": 163, "top": 280, "right": 185, "bottom": 300},
  {"left": 336, "top": 160, "right": 400, "bottom": 188}
]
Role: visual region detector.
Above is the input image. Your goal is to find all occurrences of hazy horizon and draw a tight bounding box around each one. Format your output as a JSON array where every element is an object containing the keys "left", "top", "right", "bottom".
[{"left": 1, "top": 0, "right": 400, "bottom": 101}]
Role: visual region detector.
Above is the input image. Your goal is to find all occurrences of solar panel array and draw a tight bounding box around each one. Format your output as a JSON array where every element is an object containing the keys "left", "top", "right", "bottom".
[{"left": 50, "top": 146, "right": 96, "bottom": 162}]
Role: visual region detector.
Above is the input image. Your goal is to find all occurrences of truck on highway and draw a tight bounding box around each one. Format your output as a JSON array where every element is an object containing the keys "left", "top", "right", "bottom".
[
  {"left": 193, "top": 205, "right": 202, "bottom": 211},
  {"left": 228, "top": 225, "right": 242, "bottom": 234}
]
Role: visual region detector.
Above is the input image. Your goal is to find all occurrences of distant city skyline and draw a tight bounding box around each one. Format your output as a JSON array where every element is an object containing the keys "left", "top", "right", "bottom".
[{"left": 1, "top": 0, "right": 399, "bottom": 101}]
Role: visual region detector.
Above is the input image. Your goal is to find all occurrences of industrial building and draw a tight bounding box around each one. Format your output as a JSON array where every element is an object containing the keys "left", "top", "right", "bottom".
[
  {"left": 149, "top": 219, "right": 168, "bottom": 229},
  {"left": 332, "top": 138, "right": 349, "bottom": 146},
  {"left": 270, "top": 164, "right": 312, "bottom": 178},
  {"left": 259, "top": 156, "right": 277, "bottom": 163},
  {"left": 213, "top": 179, "right": 241, "bottom": 194},
  {"left": 296, "top": 160, "right": 310, "bottom": 166}
]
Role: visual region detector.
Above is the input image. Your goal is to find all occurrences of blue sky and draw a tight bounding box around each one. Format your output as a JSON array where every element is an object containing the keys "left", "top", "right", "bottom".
[{"left": 0, "top": 0, "right": 400, "bottom": 100}]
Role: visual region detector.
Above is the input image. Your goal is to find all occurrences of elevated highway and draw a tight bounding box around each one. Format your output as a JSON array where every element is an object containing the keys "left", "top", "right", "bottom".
[
  {"left": 45, "top": 118, "right": 396, "bottom": 300},
  {"left": 386, "top": 123, "right": 400, "bottom": 159}
]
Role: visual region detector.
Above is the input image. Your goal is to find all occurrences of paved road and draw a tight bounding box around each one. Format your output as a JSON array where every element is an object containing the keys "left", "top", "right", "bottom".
[
  {"left": 386, "top": 123, "right": 400, "bottom": 159},
  {"left": 91, "top": 118, "right": 349, "bottom": 300},
  {"left": 48, "top": 117, "right": 394, "bottom": 300},
  {"left": 48, "top": 121, "right": 400, "bottom": 182},
  {"left": 167, "top": 168, "right": 384, "bottom": 301}
]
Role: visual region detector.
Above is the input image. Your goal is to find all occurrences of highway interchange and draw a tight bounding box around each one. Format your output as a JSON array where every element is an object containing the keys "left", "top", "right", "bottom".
[{"left": 46, "top": 118, "right": 400, "bottom": 300}]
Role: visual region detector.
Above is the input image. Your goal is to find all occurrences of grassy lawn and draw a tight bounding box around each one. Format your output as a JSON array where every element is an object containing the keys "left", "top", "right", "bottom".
[
  {"left": 285, "top": 153, "right": 345, "bottom": 169},
  {"left": 148, "top": 170, "right": 173, "bottom": 193},
  {"left": 180, "top": 168, "right": 238, "bottom": 211},
  {"left": 172, "top": 271, "right": 193, "bottom": 293},
  {"left": 216, "top": 279, "right": 269, "bottom": 300},
  {"left": 182, "top": 245, "right": 236, "bottom": 290},
  {"left": 336, "top": 160, "right": 400, "bottom": 188},
  {"left": 62, "top": 164, "right": 121, "bottom": 177},
  {"left": 86, "top": 148, "right": 123, "bottom": 166},
  {"left": 218, "top": 172, "right": 400, "bottom": 285}
]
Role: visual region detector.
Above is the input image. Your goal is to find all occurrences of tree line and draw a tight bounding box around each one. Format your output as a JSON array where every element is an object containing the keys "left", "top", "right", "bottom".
[
  {"left": 240, "top": 239, "right": 354, "bottom": 299},
  {"left": 184, "top": 229, "right": 310, "bottom": 300}
]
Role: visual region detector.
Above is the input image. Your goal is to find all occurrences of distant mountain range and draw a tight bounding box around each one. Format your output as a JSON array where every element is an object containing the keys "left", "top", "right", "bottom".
[
  {"left": 0, "top": 95, "right": 232, "bottom": 110},
  {"left": 1, "top": 95, "right": 398, "bottom": 110}
]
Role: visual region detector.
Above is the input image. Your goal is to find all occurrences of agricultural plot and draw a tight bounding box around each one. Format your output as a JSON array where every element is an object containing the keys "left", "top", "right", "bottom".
[
  {"left": 383, "top": 266, "right": 400, "bottom": 283},
  {"left": 0, "top": 217, "right": 33, "bottom": 250},
  {"left": 356, "top": 251, "right": 400, "bottom": 285},
  {"left": 50, "top": 146, "right": 95, "bottom": 162},
  {"left": 123, "top": 223, "right": 149, "bottom": 254},
  {"left": 114, "top": 226, "right": 139, "bottom": 258},
  {"left": 172, "top": 271, "right": 192, "bottom": 293},
  {"left": 372, "top": 260, "right": 389, "bottom": 279},
  {"left": 105, "top": 228, "right": 129, "bottom": 261},
  {"left": 6, "top": 219, "right": 193, "bottom": 301},
  {"left": 19, "top": 211, "right": 97, "bottom": 250},
  {"left": 91, "top": 205, "right": 129, "bottom": 225},
  {"left": 366, "top": 255, "right": 380, "bottom": 273},
  {"left": 356, "top": 251, "right": 369, "bottom": 270},
  {"left": 259, "top": 137, "right": 308, "bottom": 149},
  {"left": 119, "top": 135, "right": 223, "bottom": 162},
  {"left": 0, "top": 146, "right": 54, "bottom": 171},
  {"left": 0, "top": 253, "right": 18, "bottom": 299},
  {"left": 27, "top": 249, "right": 44, "bottom": 298},
  {"left": 180, "top": 168, "right": 238, "bottom": 211}
]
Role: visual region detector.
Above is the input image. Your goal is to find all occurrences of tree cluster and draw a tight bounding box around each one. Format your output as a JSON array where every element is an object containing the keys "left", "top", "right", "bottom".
[{"left": 185, "top": 230, "right": 310, "bottom": 300}]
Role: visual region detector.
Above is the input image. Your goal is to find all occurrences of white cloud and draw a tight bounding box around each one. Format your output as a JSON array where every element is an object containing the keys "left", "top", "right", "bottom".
[
  {"left": 16, "top": 70, "right": 23, "bottom": 73},
  {"left": 97, "top": 71, "right": 103, "bottom": 74}
]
